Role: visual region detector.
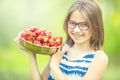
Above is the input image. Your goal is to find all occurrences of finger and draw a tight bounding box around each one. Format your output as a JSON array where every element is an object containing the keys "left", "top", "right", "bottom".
[
  {"left": 14, "top": 37, "right": 18, "bottom": 42},
  {"left": 14, "top": 31, "right": 22, "bottom": 43},
  {"left": 60, "top": 45, "right": 67, "bottom": 55},
  {"left": 57, "top": 47, "right": 62, "bottom": 52},
  {"left": 14, "top": 35, "right": 25, "bottom": 50},
  {"left": 49, "top": 53, "right": 54, "bottom": 57}
]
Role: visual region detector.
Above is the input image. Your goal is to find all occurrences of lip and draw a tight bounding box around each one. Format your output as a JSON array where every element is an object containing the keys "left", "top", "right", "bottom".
[{"left": 72, "top": 33, "right": 84, "bottom": 39}]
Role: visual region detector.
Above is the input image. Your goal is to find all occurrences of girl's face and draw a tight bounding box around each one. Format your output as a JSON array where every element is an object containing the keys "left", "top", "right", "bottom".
[{"left": 67, "top": 10, "right": 92, "bottom": 44}]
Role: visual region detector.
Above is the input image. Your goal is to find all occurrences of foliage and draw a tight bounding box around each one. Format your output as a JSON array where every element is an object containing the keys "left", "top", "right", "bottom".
[{"left": 0, "top": 0, "right": 120, "bottom": 80}]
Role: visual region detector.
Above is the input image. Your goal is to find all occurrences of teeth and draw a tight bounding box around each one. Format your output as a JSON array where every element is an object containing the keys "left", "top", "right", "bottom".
[
  {"left": 73, "top": 34, "right": 83, "bottom": 37},
  {"left": 72, "top": 33, "right": 83, "bottom": 35}
]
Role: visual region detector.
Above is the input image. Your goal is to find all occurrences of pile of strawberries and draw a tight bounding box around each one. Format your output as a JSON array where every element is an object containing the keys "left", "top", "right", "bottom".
[{"left": 20, "top": 27, "right": 62, "bottom": 47}]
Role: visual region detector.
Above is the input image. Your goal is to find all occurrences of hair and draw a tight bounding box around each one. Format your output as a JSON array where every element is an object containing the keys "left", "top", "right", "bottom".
[{"left": 63, "top": 0, "right": 104, "bottom": 51}]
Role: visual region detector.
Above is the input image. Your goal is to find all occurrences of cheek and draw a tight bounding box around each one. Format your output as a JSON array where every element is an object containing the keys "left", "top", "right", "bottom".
[
  {"left": 68, "top": 29, "right": 73, "bottom": 35},
  {"left": 87, "top": 31, "right": 92, "bottom": 38},
  {"left": 68, "top": 29, "right": 73, "bottom": 33}
]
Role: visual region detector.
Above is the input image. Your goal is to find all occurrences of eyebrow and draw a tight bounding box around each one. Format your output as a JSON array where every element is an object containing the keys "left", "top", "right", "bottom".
[
  {"left": 69, "top": 19, "right": 87, "bottom": 23},
  {"left": 69, "top": 20, "right": 88, "bottom": 24}
]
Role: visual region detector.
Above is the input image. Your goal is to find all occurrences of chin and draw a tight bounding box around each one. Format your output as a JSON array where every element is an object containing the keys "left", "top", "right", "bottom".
[
  {"left": 73, "top": 38, "right": 90, "bottom": 44},
  {"left": 73, "top": 39, "right": 84, "bottom": 44}
]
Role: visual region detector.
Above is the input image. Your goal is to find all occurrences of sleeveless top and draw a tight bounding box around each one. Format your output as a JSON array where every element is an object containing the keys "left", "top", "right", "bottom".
[{"left": 48, "top": 46, "right": 96, "bottom": 80}]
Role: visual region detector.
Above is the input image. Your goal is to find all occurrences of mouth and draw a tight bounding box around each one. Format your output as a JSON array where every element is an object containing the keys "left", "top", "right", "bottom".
[{"left": 72, "top": 33, "right": 85, "bottom": 39}]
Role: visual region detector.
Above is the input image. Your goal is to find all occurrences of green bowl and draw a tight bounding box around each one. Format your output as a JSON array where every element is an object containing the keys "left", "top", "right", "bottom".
[{"left": 20, "top": 38, "right": 61, "bottom": 55}]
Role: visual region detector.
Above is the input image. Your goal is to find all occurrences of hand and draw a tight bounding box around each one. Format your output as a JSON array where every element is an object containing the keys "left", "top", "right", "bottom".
[
  {"left": 49, "top": 45, "right": 67, "bottom": 70},
  {"left": 14, "top": 31, "right": 35, "bottom": 54},
  {"left": 49, "top": 45, "right": 67, "bottom": 80}
]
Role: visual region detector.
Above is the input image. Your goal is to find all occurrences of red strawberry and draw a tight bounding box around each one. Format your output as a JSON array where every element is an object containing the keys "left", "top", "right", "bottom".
[
  {"left": 56, "top": 42, "right": 62, "bottom": 47},
  {"left": 34, "top": 40, "right": 41, "bottom": 45},
  {"left": 21, "top": 31, "right": 31, "bottom": 40},
  {"left": 26, "top": 36, "right": 34, "bottom": 43},
  {"left": 21, "top": 31, "right": 28, "bottom": 39},
  {"left": 55, "top": 36, "right": 62, "bottom": 43},
  {"left": 41, "top": 36, "right": 48, "bottom": 43},
  {"left": 41, "top": 43, "right": 49, "bottom": 47},
  {"left": 20, "top": 27, "right": 63, "bottom": 48},
  {"left": 45, "top": 31, "right": 52, "bottom": 39},
  {"left": 49, "top": 42, "right": 55, "bottom": 47},
  {"left": 30, "top": 27, "right": 38, "bottom": 32},
  {"left": 34, "top": 30, "right": 41, "bottom": 37},
  {"left": 48, "top": 37, "right": 54, "bottom": 43},
  {"left": 36, "top": 35, "right": 42, "bottom": 42},
  {"left": 54, "top": 36, "right": 62, "bottom": 47},
  {"left": 39, "top": 29, "right": 46, "bottom": 36},
  {"left": 31, "top": 32, "right": 37, "bottom": 38}
]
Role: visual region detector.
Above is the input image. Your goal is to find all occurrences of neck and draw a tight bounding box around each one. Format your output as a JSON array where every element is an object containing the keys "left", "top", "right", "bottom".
[{"left": 72, "top": 41, "right": 93, "bottom": 53}]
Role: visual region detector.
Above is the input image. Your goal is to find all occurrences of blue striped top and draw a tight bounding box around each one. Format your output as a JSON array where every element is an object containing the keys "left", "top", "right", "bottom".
[{"left": 48, "top": 51, "right": 96, "bottom": 80}]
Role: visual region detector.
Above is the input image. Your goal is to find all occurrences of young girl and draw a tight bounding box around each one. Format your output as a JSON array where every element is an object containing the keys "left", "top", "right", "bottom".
[{"left": 15, "top": 0, "right": 108, "bottom": 80}]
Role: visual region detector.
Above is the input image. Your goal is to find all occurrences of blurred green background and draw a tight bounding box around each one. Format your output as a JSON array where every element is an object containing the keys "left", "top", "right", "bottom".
[{"left": 0, "top": 0, "right": 120, "bottom": 80}]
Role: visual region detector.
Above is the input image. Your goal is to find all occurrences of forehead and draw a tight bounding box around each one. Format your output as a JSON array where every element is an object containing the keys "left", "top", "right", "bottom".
[{"left": 69, "top": 9, "right": 87, "bottom": 22}]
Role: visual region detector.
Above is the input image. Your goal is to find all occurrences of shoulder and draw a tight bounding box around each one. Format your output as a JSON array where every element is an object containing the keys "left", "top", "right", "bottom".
[
  {"left": 94, "top": 50, "right": 108, "bottom": 64},
  {"left": 82, "top": 50, "right": 108, "bottom": 79},
  {"left": 91, "top": 50, "right": 109, "bottom": 73}
]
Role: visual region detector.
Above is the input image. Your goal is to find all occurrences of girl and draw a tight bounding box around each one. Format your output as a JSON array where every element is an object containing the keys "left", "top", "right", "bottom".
[{"left": 15, "top": 0, "right": 108, "bottom": 80}]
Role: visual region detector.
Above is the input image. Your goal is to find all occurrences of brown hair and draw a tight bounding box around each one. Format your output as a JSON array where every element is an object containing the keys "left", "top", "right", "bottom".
[{"left": 63, "top": 0, "right": 104, "bottom": 50}]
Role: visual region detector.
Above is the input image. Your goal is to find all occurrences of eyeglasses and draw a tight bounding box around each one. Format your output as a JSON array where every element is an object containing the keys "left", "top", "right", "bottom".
[{"left": 67, "top": 20, "right": 89, "bottom": 31}]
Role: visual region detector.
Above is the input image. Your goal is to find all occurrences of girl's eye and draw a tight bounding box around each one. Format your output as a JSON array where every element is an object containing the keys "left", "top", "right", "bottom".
[
  {"left": 69, "top": 21, "right": 76, "bottom": 26},
  {"left": 81, "top": 24, "right": 88, "bottom": 28},
  {"left": 80, "top": 24, "right": 88, "bottom": 30}
]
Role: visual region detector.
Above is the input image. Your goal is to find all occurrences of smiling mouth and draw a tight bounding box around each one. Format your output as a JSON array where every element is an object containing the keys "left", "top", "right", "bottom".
[{"left": 72, "top": 33, "right": 85, "bottom": 38}]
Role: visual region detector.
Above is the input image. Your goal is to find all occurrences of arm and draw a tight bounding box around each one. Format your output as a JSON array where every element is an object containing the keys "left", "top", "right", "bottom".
[
  {"left": 28, "top": 47, "right": 67, "bottom": 80},
  {"left": 49, "top": 46, "right": 67, "bottom": 80},
  {"left": 41, "top": 58, "right": 51, "bottom": 80},
  {"left": 28, "top": 53, "right": 50, "bottom": 80},
  {"left": 28, "top": 53, "right": 41, "bottom": 80},
  {"left": 15, "top": 36, "right": 50, "bottom": 80},
  {"left": 82, "top": 50, "right": 108, "bottom": 80},
  {"left": 50, "top": 68, "right": 67, "bottom": 80}
]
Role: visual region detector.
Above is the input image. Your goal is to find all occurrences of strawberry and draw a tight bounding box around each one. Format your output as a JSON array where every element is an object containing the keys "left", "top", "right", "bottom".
[
  {"left": 41, "top": 43, "right": 49, "bottom": 47},
  {"left": 56, "top": 42, "right": 62, "bottom": 47},
  {"left": 41, "top": 36, "right": 48, "bottom": 43},
  {"left": 55, "top": 36, "right": 62, "bottom": 43},
  {"left": 21, "top": 31, "right": 28, "bottom": 40},
  {"left": 39, "top": 29, "right": 46, "bottom": 36},
  {"left": 26, "top": 36, "right": 34, "bottom": 43},
  {"left": 20, "top": 27, "right": 63, "bottom": 48},
  {"left": 45, "top": 31, "right": 52, "bottom": 39},
  {"left": 36, "top": 35, "right": 42, "bottom": 42},
  {"left": 30, "top": 27, "right": 38, "bottom": 32},
  {"left": 49, "top": 42, "right": 55, "bottom": 47},
  {"left": 34, "top": 29, "right": 41, "bottom": 37},
  {"left": 48, "top": 37, "right": 54, "bottom": 43},
  {"left": 34, "top": 40, "right": 41, "bottom": 45},
  {"left": 31, "top": 32, "right": 37, "bottom": 39},
  {"left": 54, "top": 36, "right": 62, "bottom": 47}
]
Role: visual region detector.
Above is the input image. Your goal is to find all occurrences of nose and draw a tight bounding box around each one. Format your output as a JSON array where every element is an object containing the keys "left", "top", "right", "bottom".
[{"left": 73, "top": 25, "right": 82, "bottom": 32}]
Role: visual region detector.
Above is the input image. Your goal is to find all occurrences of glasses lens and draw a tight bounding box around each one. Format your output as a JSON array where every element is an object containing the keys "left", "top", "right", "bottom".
[
  {"left": 67, "top": 20, "right": 76, "bottom": 29},
  {"left": 79, "top": 22, "right": 88, "bottom": 30}
]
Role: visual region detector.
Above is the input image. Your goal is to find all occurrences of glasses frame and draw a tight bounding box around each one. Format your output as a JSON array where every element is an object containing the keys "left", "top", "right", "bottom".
[{"left": 67, "top": 20, "right": 89, "bottom": 31}]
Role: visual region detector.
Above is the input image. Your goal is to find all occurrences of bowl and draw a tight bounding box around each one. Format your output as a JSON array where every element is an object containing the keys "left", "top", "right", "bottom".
[{"left": 20, "top": 38, "right": 61, "bottom": 55}]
